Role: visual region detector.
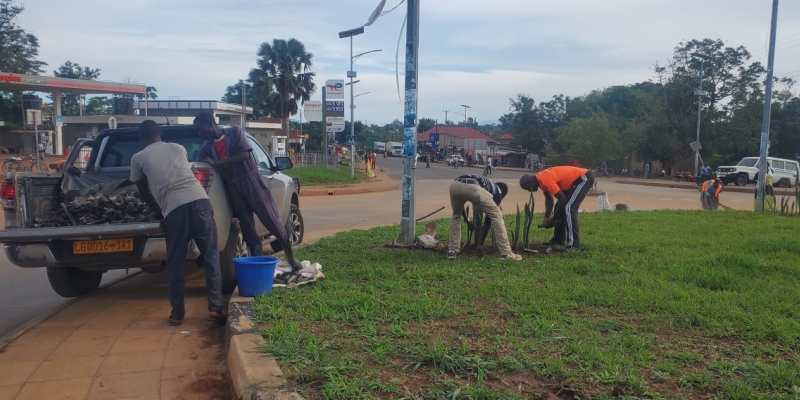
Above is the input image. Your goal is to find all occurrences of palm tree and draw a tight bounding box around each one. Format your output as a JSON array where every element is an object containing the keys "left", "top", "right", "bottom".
[{"left": 249, "top": 38, "right": 316, "bottom": 137}]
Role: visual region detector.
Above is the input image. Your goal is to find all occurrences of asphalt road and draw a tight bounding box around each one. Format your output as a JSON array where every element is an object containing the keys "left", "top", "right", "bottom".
[{"left": 0, "top": 212, "right": 137, "bottom": 340}]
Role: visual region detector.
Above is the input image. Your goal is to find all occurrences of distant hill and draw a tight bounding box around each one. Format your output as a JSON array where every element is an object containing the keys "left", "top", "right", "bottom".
[{"left": 478, "top": 120, "right": 500, "bottom": 126}]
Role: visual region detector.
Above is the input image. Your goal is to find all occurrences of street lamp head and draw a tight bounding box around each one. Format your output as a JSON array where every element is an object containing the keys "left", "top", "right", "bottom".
[
  {"left": 460, "top": 104, "right": 471, "bottom": 109},
  {"left": 345, "top": 80, "right": 361, "bottom": 86},
  {"left": 690, "top": 52, "right": 714, "bottom": 61},
  {"left": 339, "top": 27, "right": 365, "bottom": 38}
]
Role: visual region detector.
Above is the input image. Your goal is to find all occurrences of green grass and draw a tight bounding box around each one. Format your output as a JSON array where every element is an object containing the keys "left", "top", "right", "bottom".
[
  {"left": 283, "top": 165, "right": 366, "bottom": 186},
  {"left": 254, "top": 210, "right": 800, "bottom": 399}
]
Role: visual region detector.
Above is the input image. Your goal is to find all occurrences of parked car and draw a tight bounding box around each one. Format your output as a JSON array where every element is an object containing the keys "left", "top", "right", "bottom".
[
  {"left": 0, "top": 125, "right": 304, "bottom": 297},
  {"left": 447, "top": 156, "right": 465, "bottom": 166},
  {"left": 716, "top": 156, "right": 799, "bottom": 187}
]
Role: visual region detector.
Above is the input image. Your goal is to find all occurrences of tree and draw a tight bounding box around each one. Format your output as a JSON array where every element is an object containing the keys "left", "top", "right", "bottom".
[
  {"left": 416, "top": 117, "right": 436, "bottom": 133},
  {"left": 84, "top": 96, "right": 112, "bottom": 115},
  {"left": 0, "top": 0, "right": 45, "bottom": 74},
  {"left": 556, "top": 113, "right": 622, "bottom": 168},
  {"left": 500, "top": 94, "right": 568, "bottom": 154},
  {"left": 221, "top": 79, "right": 273, "bottom": 120},
  {"left": 642, "top": 38, "right": 766, "bottom": 169},
  {"left": 249, "top": 38, "right": 316, "bottom": 136},
  {"left": 52, "top": 61, "right": 101, "bottom": 116},
  {"left": 0, "top": 0, "right": 45, "bottom": 128}
]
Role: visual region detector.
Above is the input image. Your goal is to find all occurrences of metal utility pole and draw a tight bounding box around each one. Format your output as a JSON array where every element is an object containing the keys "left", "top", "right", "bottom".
[
  {"left": 690, "top": 52, "right": 713, "bottom": 176},
  {"left": 322, "top": 89, "right": 328, "bottom": 166},
  {"left": 397, "top": 0, "right": 420, "bottom": 245},
  {"left": 757, "top": 0, "right": 780, "bottom": 212},
  {"left": 241, "top": 82, "right": 247, "bottom": 130},
  {"left": 461, "top": 104, "right": 470, "bottom": 155},
  {"left": 350, "top": 36, "right": 355, "bottom": 179}
]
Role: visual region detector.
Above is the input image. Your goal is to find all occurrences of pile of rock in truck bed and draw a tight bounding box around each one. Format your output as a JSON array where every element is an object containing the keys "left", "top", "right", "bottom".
[{"left": 36, "top": 187, "right": 160, "bottom": 228}]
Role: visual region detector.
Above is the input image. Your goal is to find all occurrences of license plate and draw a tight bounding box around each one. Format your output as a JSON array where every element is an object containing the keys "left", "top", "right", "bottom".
[{"left": 73, "top": 238, "right": 134, "bottom": 254}]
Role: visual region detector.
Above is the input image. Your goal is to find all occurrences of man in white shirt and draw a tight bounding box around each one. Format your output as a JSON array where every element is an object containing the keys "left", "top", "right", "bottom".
[{"left": 131, "top": 120, "right": 223, "bottom": 326}]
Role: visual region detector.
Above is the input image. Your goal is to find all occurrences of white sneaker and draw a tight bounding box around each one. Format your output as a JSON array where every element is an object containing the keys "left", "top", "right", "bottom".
[{"left": 500, "top": 253, "right": 522, "bottom": 261}]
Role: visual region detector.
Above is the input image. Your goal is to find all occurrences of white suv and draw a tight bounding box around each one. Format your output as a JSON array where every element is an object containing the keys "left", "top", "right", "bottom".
[{"left": 716, "top": 156, "right": 799, "bottom": 188}]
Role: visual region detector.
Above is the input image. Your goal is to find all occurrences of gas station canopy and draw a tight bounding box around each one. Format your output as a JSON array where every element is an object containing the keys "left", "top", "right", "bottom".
[
  {"left": 0, "top": 71, "right": 148, "bottom": 155},
  {"left": 0, "top": 71, "right": 147, "bottom": 95}
]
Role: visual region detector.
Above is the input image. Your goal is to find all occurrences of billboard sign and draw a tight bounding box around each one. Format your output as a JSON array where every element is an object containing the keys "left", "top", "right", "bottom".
[
  {"left": 326, "top": 116, "right": 345, "bottom": 133},
  {"left": 325, "top": 80, "right": 344, "bottom": 100},
  {"left": 303, "top": 101, "right": 322, "bottom": 122}
]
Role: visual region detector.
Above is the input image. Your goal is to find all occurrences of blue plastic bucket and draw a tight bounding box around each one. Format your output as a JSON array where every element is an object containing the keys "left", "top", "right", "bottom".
[{"left": 233, "top": 256, "right": 280, "bottom": 297}]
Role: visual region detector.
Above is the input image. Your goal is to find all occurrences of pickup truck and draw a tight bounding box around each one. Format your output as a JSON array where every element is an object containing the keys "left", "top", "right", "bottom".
[{"left": 0, "top": 125, "right": 304, "bottom": 298}]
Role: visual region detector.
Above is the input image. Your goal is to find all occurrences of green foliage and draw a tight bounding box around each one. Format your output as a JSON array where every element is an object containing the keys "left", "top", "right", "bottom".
[
  {"left": 52, "top": 61, "right": 101, "bottom": 116},
  {"left": 221, "top": 79, "right": 274, "bottom": 120},
  {"left": 556, "top": 112, "right": 622, "bottom": 168},
  {"left": 282, "top": 166, "right": 365, "bottom": 186},
  {"left": 255, "top": 210, "right": 800, "bottom": 399},
  {"left": 249, "top": 38, "right": 315, "bottom": 136},
  {"left": 0, "top": 0, "right": 45, "bottom": 128}
]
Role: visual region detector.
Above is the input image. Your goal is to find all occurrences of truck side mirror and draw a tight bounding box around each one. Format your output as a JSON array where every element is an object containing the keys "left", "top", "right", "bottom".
[{"left": 274, "top": 157, "right": 293, "bottom": 171}]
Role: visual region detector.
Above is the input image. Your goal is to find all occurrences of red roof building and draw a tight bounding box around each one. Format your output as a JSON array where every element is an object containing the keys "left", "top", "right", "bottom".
[
  {"left": 417, "top": 127, "right": 495, "bottom": 150},
  {"left": 496, "top": 133, "right": 515, "bottom": 147}
]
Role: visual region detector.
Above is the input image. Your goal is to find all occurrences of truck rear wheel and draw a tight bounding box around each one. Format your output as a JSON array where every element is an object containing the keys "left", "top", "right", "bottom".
[
  {"left": 46, "top": 267, "right": 103, "bottom": 298},
  {"left": 219, "top": 221, "right": 247, "bottom": 294},
  {"left": 270, "top": 204, "right": 305, "bottom": 253}
]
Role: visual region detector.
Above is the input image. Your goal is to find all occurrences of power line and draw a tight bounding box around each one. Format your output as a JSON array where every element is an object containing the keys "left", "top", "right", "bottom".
[{"left": 751, "top": 36, "right": 800, "bottom": 59}]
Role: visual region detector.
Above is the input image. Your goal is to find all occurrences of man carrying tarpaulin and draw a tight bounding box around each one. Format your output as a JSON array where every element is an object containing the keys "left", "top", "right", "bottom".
[{"left": 194, "top": 112, "right": 303, "bottom": 271}]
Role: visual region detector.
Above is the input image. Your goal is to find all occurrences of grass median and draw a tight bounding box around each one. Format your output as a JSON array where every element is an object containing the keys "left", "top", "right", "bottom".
[
  {"left": 254, "top": 210, "right": 800, "bottom": 399},
  {"left": 284, "top": 165, "right": 367, "bottom": 186}
]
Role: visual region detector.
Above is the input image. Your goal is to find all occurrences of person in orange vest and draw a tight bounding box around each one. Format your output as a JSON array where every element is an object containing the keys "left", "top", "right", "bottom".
[
  {"left": 519, "top": 166, "right": 594, "bottom": 252},
  {"left": 701, "top": 177, "right": 724, "bottom": 210}
]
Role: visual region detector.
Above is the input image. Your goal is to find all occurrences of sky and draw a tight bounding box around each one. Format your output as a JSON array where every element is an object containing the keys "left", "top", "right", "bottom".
[{"left": 16, "top": 0, "right": 800, "bottom": 126}]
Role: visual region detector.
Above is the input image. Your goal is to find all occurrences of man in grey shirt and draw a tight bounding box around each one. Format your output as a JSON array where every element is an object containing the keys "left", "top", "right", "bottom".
[{"left": 131, "top": 120, "right": 223, "bottom": 326}]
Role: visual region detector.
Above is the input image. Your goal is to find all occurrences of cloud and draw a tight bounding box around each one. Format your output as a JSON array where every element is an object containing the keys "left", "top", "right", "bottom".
[{"left": 15, "top": 0, "right": 800, "bottom": 124}]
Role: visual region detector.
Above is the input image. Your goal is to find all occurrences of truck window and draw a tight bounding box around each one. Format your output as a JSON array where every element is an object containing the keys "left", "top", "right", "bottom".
[
  {"left": 248, "top": 137, "right": 272, "bottom": 169},
  {"left": 737, "top": 158, "right": 758, "bottom": 167},
  {"left": 772, "top": 160, "right": 785, "bottom": 170},
  {"left": 787, "top": 162, "right": 798, "bottom": 173},
  {"left": 98, "top": 133, "right": 205, "bottom": 168}
]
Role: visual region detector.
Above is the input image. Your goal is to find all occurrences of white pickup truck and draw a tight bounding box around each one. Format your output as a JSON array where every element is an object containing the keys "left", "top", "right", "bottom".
[
  {"left": 716, "top": 156, "right": 799, "bottom": 187},
  {"left": 0, "top": 125, "right": 304, "bottom": 297}
]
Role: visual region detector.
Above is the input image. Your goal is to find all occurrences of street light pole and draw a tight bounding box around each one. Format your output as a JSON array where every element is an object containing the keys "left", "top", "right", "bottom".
[
  {"left": 691, "top": 52, "right": 713, "bottom": 176},
  {"left": 460, "top": 104, "right": 470, "bottom": 155},
  {"left": 397, "top": 0, "right": 419, "bottom": 245},
  {"left": 757, "top": 0, "right": 780, "bottom": 212}
]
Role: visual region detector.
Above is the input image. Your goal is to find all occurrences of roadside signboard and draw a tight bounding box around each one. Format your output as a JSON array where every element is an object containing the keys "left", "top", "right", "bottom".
[
  {"left": 325, "top": 101, "right": 345, "bottom": 117},
  {"left": 324, "top": 80, "right": 344, "bottom": 100},
  {"left": 429, "top": 133, "right": 439, "bottom": 149},
  {"left": 690, "top": 141, "right": 702, "bottom": 152},
  {"left": 326, "top": 116, "right": 345, "bottom": 133},
  {"left": 303, "top": 101, "right": 322, "bottom": 122},
  {"left": 346, "top": 135, "right": 357, "bottom": 145}
]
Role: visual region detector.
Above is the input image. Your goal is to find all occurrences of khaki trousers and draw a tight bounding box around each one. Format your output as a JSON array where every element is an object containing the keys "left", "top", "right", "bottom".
[{"left": 448, "top": 181, "right": 513, "bottom": 256}]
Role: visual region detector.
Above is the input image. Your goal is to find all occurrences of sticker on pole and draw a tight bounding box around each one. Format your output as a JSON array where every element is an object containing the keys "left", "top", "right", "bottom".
[{"left": 690, "top": 141, "right": 702, "bottom": 152}]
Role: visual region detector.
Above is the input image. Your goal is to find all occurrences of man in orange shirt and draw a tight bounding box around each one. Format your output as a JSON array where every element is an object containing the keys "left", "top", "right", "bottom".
[{"left": 519, "top": 166, "right": 594, "bottom": 252}]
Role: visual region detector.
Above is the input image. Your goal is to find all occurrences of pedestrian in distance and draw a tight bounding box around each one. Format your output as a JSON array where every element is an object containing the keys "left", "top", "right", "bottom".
[
  {"left": 425, "top": 153, "right": 431, "bottom": 168},
  {"left": 193, "top": 111, "right": 303, "bottom": 272},
  {"left": 753, "top": 162, "right": 775, "bottom": 210},
  {"left": 131, "top": 120, "right": 224, "bottom": 326},
  {"left": 447, "top": 174, "right": 522, "bottom": 261},
  {"left": 519, "top": 166, "right": 595, "bottom": 252}
]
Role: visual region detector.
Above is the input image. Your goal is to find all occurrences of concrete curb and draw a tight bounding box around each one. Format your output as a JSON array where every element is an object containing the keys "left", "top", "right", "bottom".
[
  {"left": 612, "top": 179, "right": 797, "bottom": 195},
  {"left": 226, "top": 288, "right": 301, "bottom": 400},
  {"left": 298, "top": 168, "right": 399, "bottom": 197}
]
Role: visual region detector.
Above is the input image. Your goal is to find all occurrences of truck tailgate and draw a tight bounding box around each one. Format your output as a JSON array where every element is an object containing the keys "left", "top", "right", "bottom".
[{"left": 0, "top": 222, "right": 163, "bottom": 243}]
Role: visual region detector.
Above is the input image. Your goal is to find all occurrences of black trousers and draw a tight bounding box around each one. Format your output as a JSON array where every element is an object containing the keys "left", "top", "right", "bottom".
[
  {"left": 163, "top": 199, "right": 222, "bottom": 319},
  {"left": 551, "top": 172, "right": 594, "bottom": 248},
  {"left": 228, "top": 172, "right": 288, "bottom": 252}
]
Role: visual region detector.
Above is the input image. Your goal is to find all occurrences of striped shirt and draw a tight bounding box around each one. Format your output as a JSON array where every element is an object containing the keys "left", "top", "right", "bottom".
[{"left": 454, "top": 174, "right": 502, "bottom": 205}]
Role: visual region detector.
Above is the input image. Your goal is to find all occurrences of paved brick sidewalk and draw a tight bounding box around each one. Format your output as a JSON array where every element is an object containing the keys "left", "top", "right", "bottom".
[{"left": 0, "top": 265, "right": 233, "bottom": 400}]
